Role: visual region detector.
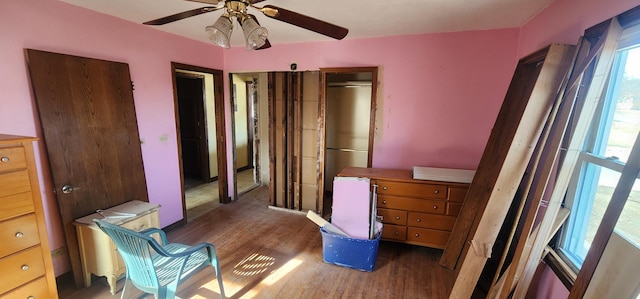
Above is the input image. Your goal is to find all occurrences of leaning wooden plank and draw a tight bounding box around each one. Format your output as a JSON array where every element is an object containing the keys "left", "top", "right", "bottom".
[
  {"left": 441, "top": 47, "right": 550, "bottom": 270},
  {"left": 446, "top": 44, "right": 576, "bottom": 299},
  {"left": 494, "top": 37, "right": 586, "bottom": 299},
  {"left": 306, "top": 210, "right": 348, "bottom": 236},
  {"left": 512, "top": 18, "right": 623, "bottom": 298}
]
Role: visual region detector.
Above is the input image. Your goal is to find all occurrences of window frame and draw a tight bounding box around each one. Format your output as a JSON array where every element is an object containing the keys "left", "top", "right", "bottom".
[{"left": 545, "top": 9, "right": 640, "bottom": 297}]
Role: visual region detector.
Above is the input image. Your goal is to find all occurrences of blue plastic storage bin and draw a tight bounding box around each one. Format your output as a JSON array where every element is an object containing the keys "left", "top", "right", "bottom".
[{"left": 320, "top": 227, "right": 381, "bottom": 272}]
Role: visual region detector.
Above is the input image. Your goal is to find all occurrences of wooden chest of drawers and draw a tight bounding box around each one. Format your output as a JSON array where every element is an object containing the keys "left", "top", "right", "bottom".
[
  {"left": 74, "top": 200, "right": 160, "bottom": 295},
  {"left": 0, "top": 135, "right": 58, "bottom": 298},
  {"left": 338, "top": 167, "right": 470, "bottom": 249}
]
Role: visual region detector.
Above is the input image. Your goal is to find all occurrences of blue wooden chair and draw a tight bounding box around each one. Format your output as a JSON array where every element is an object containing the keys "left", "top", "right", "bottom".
[{"left": 93, "top": 219, "right": 225, "bottom": 299}]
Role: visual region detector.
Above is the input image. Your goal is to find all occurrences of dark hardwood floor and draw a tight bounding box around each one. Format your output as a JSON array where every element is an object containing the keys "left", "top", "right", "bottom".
[{"left": 57, "top": 187, "right": 456, "bottom": 298}]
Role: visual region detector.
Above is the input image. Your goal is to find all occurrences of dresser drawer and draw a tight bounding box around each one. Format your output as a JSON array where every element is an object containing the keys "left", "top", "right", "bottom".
[
  {"left": 0, "top": 276, "right": 49, "bottom": 299},
  {"left": 0, "top": 192, "right": 35, "bottom": 221},
  {"left": 381, "top": 224, "right": 407, "bottom": 241},
  {"left": 377, "top": 208, "right": 407, "bottom": 225},
  {"left": 448, "top": 187, "right": 468, "bottom": 202},
  {"left": 408, "top": 213, "right": 457, "bottom": 231},
  {"left": 377, "top": 180, "right": 447, "bottom": 199},
  {"left": 0, "top": 214, "right": 40, "bottom": 258},
  {"left": 0, "top": 170, "right": 31, "bottom": 198},
  {"left": 120, "top": 213, "right": 154, "bottom": 232},
  {"left": 378, "top": 196, "right": 445, "bottom": 215},
  {"left": 406, "top": 227, "right": 450, "bottom": 249},
  {"left": 0, "top": 246, "right": 46, "bottom": 295},
  {"left": 0, "top": 147, "right": 27, "bottom": 173}
]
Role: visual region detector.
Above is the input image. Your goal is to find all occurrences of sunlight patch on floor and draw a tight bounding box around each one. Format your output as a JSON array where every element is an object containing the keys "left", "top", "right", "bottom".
[
  {"left": 233, "top": 252, "right": 276, "bottom": 276},
  {"left": 239, "top": 258, "right": 303, "bottom": 298},
  {"left": 186, "top": 253, "right": 303, "bottom": 299}
]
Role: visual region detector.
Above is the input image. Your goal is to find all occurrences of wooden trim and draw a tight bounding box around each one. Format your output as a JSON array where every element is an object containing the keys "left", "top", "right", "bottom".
[
  {"left": 229, "top": 73, "right": 239, "bottom": 202},
  {"left": 282, "top": 73, "right": 295, "bottom": 209},
  {"left": 317, "top": 72, "right": 327, "bottom": 214},
  {"left": 545, "top": 246, "right": 576, "bottom": 289},
  {"left": 170, "top": 64, "right": 188, "bottom": 226},
  {"left": 368, "top": 68, "right": 378, "bottom": 167},
  {"left": 171, "top": 62, "right": 229, "bottom": 214},
  {"left": 295, "top": 72, "right": 303, "bottom": 210},
  {"left": 268, "top": 72, "right": 277, "bottom": 206},
  {"left": 617, "top": 4, "right": 640, "bottom": 29}
]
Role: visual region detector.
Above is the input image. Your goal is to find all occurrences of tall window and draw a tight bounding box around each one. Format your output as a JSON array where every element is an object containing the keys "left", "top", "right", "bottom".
[{"left": 558, "top": 28, "right": 640, "bottom": 270}]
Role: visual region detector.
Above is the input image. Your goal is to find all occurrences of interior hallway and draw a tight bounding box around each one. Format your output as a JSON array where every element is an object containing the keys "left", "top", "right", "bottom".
[{"left": 186, "top": 169, "right": 258, "bottom": 221}]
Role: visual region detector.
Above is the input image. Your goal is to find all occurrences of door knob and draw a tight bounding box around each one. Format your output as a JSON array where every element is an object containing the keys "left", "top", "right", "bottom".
[{"left": 61, "top": 184, "right": 82, "bottom": 194}]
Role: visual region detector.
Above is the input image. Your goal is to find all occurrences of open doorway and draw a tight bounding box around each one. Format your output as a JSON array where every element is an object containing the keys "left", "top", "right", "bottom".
[
  {"left": 319, "top": 67, "right": 378, "bottom": 215},
  {"left": 172, "top": 63, "right": 229, "bottom": 223}
]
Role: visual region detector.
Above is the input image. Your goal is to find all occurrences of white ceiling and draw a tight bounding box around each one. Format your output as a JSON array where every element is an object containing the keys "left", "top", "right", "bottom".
[{"left": 59, "top": 0, "right": 555, "bottom": 47}]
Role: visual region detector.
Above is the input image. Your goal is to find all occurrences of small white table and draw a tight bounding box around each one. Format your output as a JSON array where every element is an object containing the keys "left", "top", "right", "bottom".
[{"left": 73, "top": 200, "right": 160, "bottom": 295}]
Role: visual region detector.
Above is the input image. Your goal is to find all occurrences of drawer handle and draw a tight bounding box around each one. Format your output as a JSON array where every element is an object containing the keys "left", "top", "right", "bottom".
[
  {"left": 15, "top": 232, "right": 24, "bottom": 238},
  {"left": 433, "top": 205, "right": 438, "bottom": 209},
  {"left": 415, "top": 233, "right": 420, "bottom": 237},
  {"left": 416, "top": 218, "right": 421, "bottom": 222},
  {"left": 28, "top": 296, "right": 35, "bottom": 299},
  {"left": 395, "top": 216, "right": 400, "bottom": 220},
  {"left": 383, "top": 186, "right": 388, "bottom": 190},
  {"left": 434, "top": 190, "right": 439, "bottom": 194},
  {"left": 21, "top": 264, "right": 30, "bottom": 271},
  {"left": 0, "top": 156, "right": 8, "bottom": 163},
  {"left": 394, "top": 231, "right": 399, "bottom": 235},
  {"left": 382, "top": 200, "right": 387, "bottom": 204}
]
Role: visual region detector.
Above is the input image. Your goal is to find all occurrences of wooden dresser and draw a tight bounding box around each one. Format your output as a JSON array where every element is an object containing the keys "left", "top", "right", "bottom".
[
  {"left": 0, "top": 135, "right": 58, "bottom": 299},
  {"left": 337, "top": 167, "right": 471, "bottom": 249},
  {"left": 74, "top": 200, "right": 160, "bottom": 295}
]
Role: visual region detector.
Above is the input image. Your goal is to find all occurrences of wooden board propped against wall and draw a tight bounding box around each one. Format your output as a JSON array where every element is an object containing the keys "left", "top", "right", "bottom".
[{"left": 441, "top": 44, "right": 577, "bottom": 298}]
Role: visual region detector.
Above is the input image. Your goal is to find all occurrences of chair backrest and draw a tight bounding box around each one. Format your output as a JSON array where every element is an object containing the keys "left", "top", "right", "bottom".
[{"left": 94, "top": 219, "right": 160, "bottom": 290}]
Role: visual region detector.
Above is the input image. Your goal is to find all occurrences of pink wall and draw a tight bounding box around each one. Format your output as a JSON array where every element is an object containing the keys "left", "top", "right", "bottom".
[
  {"left": 519, "top": 0, "right": 640, "bottom": 57},
  {"left": 1, "top": 0, "right": 225, "bottom": 275},
  {"left": 224, "top": 29, "right": 520, "bottom": 171}
]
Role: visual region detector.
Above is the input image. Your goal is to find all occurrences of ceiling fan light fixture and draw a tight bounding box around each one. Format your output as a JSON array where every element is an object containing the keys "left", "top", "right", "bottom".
[
  {"left": 206, "top": 14, "right": 233, "bottom": 48},
  {"left": 241, "top": 17, "right": 268, "bottom": 50}
]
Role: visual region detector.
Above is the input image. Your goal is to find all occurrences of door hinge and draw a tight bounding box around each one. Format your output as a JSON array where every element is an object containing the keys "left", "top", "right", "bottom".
[{"left": 131, "top": 81, "right": 135, "bottom": 91}]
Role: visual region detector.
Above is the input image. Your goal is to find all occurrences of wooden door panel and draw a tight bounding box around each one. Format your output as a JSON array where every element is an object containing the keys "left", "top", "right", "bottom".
[
  {"left": 176, "top": 74, "right": 208, "bottom": 182},
  {"left": 26, "top": 49, "right": 148, "bottom": 286}
]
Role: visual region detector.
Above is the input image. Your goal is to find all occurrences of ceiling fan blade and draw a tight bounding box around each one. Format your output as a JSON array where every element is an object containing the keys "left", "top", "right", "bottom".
[
  {"left": 261, "top": 5, "right": 348, "bottom": 40},
  {"left": 143, "top": 6, "right": 221, "bottom": 25}
]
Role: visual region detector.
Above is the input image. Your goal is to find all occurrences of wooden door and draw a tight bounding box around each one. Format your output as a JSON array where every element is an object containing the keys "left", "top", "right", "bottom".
[
  {"left": 26, "top": 49, "right": 149, "bottom": 287},
  {"left": 176, "top": 74, "right": 209, "bottom": 183}
]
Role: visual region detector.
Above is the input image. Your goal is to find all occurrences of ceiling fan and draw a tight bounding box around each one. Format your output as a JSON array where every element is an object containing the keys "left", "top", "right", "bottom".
[{"left": 143, "top": 0, "right": 349, "bottom": 50}]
